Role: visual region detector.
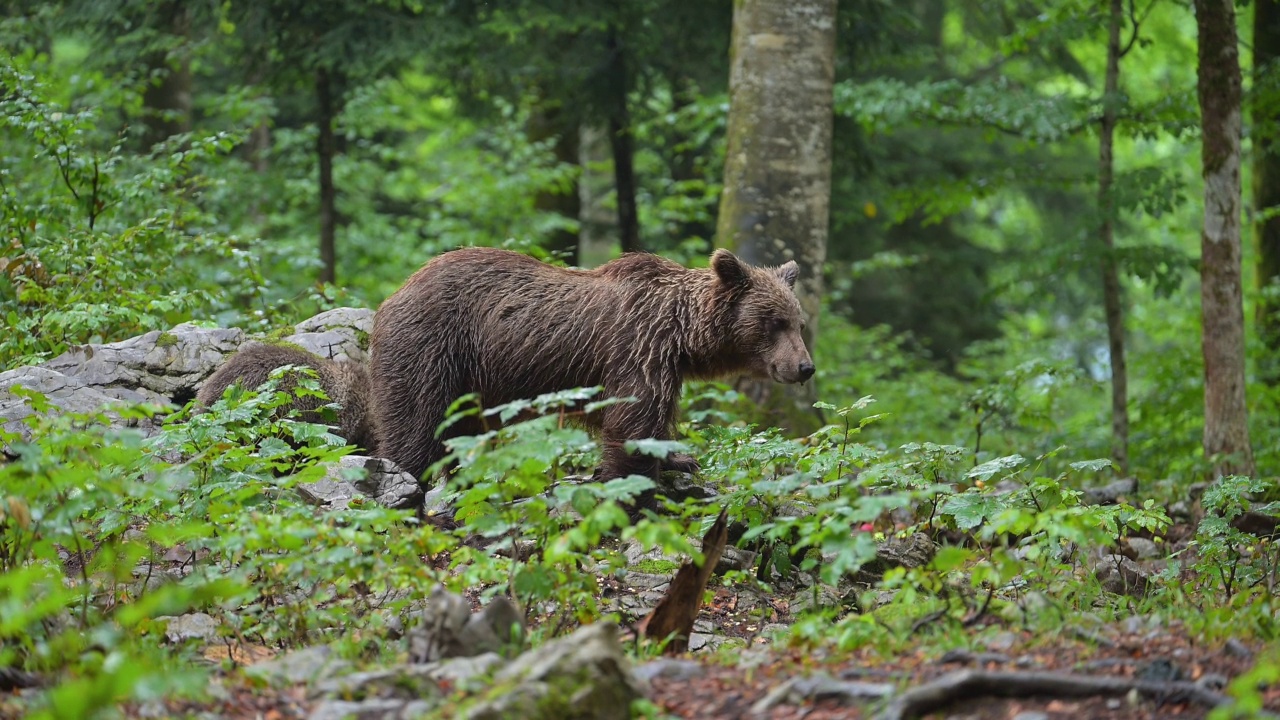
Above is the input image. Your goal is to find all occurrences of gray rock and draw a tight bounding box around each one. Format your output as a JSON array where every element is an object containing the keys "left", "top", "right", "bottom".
[
  {"left": 41, "top": 323, "right": 244, "bottom": 402},
  {"left": 653, "top": 470, "right": 718, "bottom": 501},
  {"left": 408, "top": 586, "right": 472, "bottom": 663},
  {"left": 159, "top": 612, "right": 220, "bottom": 643},
  {"left": 246, "top": 645, "right": 351, "bottom": 686},
  {"left": 749, "top": 673, "right": 894, "bottom": 714},
  {"left": 848, "top": 533, "right": 936, "bottom": 584},
  {"left": 0, "top": 366, "right": 130, "bottom": 441},
  {"left": 421, "top": 485, "right": 453, "bottom": 519},
  {"left": 308, "top": 699, "right": 433, "bottom": 720},
  {"left": 1083, "top": 477, "right": 1137, "bottom": 505},
  {"left": 1168, "top": 500, "right": 1192, "bottom": 519},
  {"left": 717, "top": 546, "right": 757, "bottom": 574},
  {"left": 297, "top": 477, "right": 359, "bottom": 510},
  {"left": 280, "top": 330, "right": 364, "bottom": 364},
  {"left": 1093, "top": 554, "right": 1151, "bottom": 597},
  {"left": 314, "top": 656, "right": 503, "bottom": 701},
  {"left": 349, "top": 457, "right": 423, "bottom": 510},
  {"left": 1125, "top": 537, "right": 1161, "bottom": 560},
  {"left": 407, "top": 588, "right": 525, "bottom": 664},
  {"left": 466, "top": 622, "right": 641, "bottom": 720},
  {"left": 284, "top": 308, "right": 375, "bottom": 364},
  {"left": 632, "top": 659, "right": 705, "bottom": 684},
  {"left": 790, "top": 584, "right": 844, "bottom": 614},
  {"left": 302, "top": 456, "right": 423, "bottom": 511},
  {"left": 296, "top": 308, "right": 375, "bottom": 336},
  {"left": 1011, "top": 713, "right": 1049, "bottom": 720},
  {"left": 984, "top": 631, "right": 1018, "bottom": 652}
]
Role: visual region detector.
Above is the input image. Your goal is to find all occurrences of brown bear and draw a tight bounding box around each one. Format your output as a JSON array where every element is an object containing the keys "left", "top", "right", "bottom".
[
  {"left": 368, "top": 247, "right": 814, "bottom": 484},
  {"left": 195, "top": 342, "right": 376, "bottom": 453}
]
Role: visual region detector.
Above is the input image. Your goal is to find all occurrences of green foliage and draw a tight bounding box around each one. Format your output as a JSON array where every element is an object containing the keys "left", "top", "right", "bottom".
[
  {"left": 0, "top": 60, "right": 255, "bottom": 365},
  {"left": 428, "top": 388, "right": 695, "bottom": 625},
  {"left": 0, "top": 377, "right": 447, "bottom": 716}
]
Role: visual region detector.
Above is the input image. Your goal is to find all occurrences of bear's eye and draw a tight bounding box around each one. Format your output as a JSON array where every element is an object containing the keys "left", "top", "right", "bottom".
[{"left": 769, "top": 318, "right": 788, "bottom": 333}]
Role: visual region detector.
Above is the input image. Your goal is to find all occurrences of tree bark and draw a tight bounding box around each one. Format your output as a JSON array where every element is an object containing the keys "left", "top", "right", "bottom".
[
  {"left": 716, "top": 0, "right": 836, "bottom": 432},
  {"left": 141, "top": 0, "right": 192, "bottom": 148},
  {"left": 528, "top": 99, "right": 582, "bottom": 265},
  {"left": 1194, "top": 0, "right": 1255, "bottom": 477},
  {"left": 317, "top": 66, "right": 338, "bottom": 286},
  {"left": 606, "top": 25, "right": 641, "bottom": 254},
  {"left": 1099, "top": 0, "right": 1130, "bottom": 475},
  {"left": 1255, "top": 0, "right": 1280, "bottom": 382}
]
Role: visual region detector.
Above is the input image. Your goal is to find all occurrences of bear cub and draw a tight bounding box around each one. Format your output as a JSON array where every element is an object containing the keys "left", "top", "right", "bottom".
[{"left": 195, "top": 342, "right": 376, "bottom": 453}]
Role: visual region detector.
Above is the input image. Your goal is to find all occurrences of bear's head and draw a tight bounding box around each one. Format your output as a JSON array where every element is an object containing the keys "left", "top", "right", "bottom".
[{"left": 711, "top": 249, "right": 816, "bottom": 385}]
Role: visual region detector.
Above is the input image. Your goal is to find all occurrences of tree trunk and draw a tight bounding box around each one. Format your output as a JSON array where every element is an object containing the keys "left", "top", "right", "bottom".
[
  {"left": 141, "top": 0, "right": 192, "bottom": 148},
  {"left": 529, "top": 99, "right": 582, "bottom": 265},
  {"left": 317, "top": 66, "right": 338, "bottom": 286},
  {"left": 667, "top": 74, "right": 715, "bottom": 246},
  {"left": 716, "top": 0, "right": 837, "bottom": 433},
  {"left": 606, "top": 25, "right": 641, "bottom": 254},
  {"left": 1255, "top": 0, "right": 1280, "bottom": 382},
  {"left": 1099, "top": 0, "right": 1130, "bottom": 475},
  {"left": 1194, "top": 0, "right": 1255, "bottom": 477}
]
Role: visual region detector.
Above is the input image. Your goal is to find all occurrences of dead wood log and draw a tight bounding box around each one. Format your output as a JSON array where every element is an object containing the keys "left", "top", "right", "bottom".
[
  {"left": 874, "top": 669, "right": 1249, "bottom": 720},
  {"left": 637, "top": 509, "right": 729, "bottom": 654}
]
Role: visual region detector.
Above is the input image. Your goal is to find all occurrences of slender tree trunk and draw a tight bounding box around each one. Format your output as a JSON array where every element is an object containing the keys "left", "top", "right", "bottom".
[
  {"left": 1194, "top": 0, "right": 1256, "bottom": 477},
  {"left": 316, "top": 66, "right": 337, "bottom": 285},
  {"left": 606, "top": 25, "right": 641, "bottom": 254},
  {"left": 529, "top": 99, "right": 582, "bottom": 265},
  {"left": 1099, "top": 0, "right": 1130, "bottom": 475},
  {"left": 141, "top": 0, "right": 192, "bottom": 148},
  {"left": 1255, "top": 0, "right": 1280, "bottom": 382},
  {"left": 716, "top": 0, "right": 836, "bottom": 432},
  {"left": 667, "top": 74, "right": 715, "bottom": 246}
]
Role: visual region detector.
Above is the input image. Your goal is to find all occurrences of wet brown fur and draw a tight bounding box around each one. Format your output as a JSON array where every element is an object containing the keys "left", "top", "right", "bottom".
[
  {"left": 195, "top": 342, "right": 376, "bottom": 453},
  {"left": 368, "top": 247, "right": 814, "bottom": 482}
]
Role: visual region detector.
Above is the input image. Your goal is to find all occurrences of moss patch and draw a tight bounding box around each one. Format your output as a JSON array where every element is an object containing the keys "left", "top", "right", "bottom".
[
  {"left": 632, "top": 558, "right": 681, "bottom": 575},
  {"left": 154, "top": 332, "right": 179, "bottom": 348}
]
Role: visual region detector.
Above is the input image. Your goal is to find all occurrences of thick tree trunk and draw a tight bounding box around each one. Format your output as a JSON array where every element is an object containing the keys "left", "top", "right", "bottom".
[
  {"left": 528, "top": 100, "right": 582, "bottom": 265},
  {"left": 606, "top": 25, "right": 641, "bottom": 254},
  {"left": 317, "top": 66, "right": 337, "bottom": 286},
  {"left": 716, "top": 0, "right": 836, "bottom": 432},
  {"left": 1194, "top": 0, "right": 1256, "bottom": 477},
  {"left": 1099, "top": 0, "right": 1130, "bottom": 475},
  {"left": 1255, "top": 0, "right": 1280, "bottom": 382},
  {"left": 141, "top": 0, "right": 192, "bottom": 148}
]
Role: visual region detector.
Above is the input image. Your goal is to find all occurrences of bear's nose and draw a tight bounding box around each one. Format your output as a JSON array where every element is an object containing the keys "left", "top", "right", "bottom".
[{"left": 798, "top": 361, "right": 815, "bottom": 382}]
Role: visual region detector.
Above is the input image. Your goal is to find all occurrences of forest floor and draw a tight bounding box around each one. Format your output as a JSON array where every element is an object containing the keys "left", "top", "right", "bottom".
[
  {"left": 6, "top": 523, "right": 1277, "bottom": 719},
  {"left": 86, "top": 603, "right": 1276, "bottom": 720},
  {"left": 62, "top": 575, "right": 1276, "bottom": 720}
]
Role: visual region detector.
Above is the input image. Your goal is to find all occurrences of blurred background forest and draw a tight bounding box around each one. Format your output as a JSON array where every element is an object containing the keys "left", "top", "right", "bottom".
[{"left": 3, "top": 0, "right": 1279, "bottom": 494}]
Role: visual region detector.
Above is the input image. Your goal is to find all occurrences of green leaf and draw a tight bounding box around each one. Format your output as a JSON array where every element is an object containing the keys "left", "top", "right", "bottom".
[
  {"left": 1068, "top": 458, "right": 1114, "bottom": 473},
  {"left": 624, "top": 438, "right": 688, "bottom": 459},
  {"left": 940, "top": 491, "right": 1005, "bottom": 530},
  {"left": 966, "top": 454, "right": 1027, "bottom": 481}
]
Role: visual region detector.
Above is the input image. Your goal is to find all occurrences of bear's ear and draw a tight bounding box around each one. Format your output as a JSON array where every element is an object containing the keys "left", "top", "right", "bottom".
[
  {"left": 711, "top": 249, "right": 750, "bottom": 287},
  {"left": 776, "top": 261, "right": 799, "bottom": 289}
]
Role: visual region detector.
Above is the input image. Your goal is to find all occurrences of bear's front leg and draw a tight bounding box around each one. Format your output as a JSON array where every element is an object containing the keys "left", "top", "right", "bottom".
[
  {"left": 596, "top": 393, "right": 670, "bottom": 476},
  {"left": 661, "top": 452, "right": 700, "bottom": 474}
]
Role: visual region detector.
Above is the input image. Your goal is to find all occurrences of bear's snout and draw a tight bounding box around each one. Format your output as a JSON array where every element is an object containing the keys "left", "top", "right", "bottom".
[{"left": 798, "top": 361, "right": 815, "bottom": 382}]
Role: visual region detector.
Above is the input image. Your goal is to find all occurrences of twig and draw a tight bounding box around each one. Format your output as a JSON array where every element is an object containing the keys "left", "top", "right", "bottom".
[{"left": 961, "top": 585, "right": 995, "bottom": 628}]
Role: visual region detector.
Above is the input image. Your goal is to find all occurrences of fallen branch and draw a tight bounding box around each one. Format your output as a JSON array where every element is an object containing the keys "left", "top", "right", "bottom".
[
  {"left": 638, "top": 509, "right": 728, "bottom": 654},
  {"left": 874, "top": 669, "right": 1245, "bottom": 720},
  {"left": 0, "top": 667, "right": 44, "bottom": 691}
]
